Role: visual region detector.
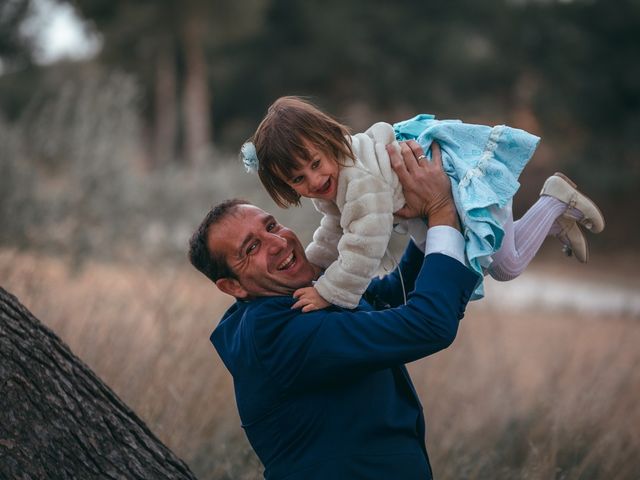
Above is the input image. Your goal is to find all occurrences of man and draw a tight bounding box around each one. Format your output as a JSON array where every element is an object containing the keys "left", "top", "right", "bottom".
[{"left": 189, "top": 142, "right": 479, "bottom": 479}]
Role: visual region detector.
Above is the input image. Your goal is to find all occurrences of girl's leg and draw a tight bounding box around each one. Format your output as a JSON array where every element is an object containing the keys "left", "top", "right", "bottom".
[{"left": 488, "top": 196, "right": 582, "bottom": 281}]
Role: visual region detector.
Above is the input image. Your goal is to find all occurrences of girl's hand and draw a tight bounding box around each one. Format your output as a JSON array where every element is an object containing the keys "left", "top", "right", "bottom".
[{"left": 292, "top": 286, "right": 331, "bottom": 312}]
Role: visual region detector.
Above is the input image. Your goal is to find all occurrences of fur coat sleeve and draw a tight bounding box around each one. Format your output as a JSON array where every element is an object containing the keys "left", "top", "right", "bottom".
[{"left": 305, "top": 200, "right": 343, "bottom": 269}]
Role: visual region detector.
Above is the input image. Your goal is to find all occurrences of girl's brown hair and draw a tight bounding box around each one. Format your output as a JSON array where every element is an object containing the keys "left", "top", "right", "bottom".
[{"left": 250, "top": 96, "right": 354, "bottom": 208}]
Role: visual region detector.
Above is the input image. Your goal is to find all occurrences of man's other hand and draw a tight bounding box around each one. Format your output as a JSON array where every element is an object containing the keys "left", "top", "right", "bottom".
[{"left": 388, "top": 141, "right": 460, "bottom": 230}]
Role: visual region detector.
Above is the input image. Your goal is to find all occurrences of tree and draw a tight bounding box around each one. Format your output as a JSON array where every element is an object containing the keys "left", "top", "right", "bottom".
[
  {"left": 0, "top": 0, "right": 35, "bottom": 72},
  {"left": 66, "top": 0, "right": 267, "bottom": 166},
  {"left": 0, "top": 287, "right": 198, "bottom": 479}
]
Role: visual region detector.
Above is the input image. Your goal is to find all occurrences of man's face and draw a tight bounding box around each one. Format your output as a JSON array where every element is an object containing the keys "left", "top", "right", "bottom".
[{"left": 208, "top": 204, "right": 318, "bottom": 299}]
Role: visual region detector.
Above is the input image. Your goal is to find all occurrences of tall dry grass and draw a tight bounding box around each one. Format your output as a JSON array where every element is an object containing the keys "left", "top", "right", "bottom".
[
  {"left": 1, "top": 248, "right": 639, "bottom": 479},
  {"left": 0, "top": 249, "right": 260, "bottom": 479}
]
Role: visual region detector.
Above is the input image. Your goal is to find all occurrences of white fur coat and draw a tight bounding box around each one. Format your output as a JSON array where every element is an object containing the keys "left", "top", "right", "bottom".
[{"left": 305, "top": 122, "right": 413, "bottom": 308}]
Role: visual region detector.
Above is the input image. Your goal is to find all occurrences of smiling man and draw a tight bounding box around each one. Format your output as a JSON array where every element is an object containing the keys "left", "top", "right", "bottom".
[
  {"left": 207, "top": 203, "right": 321, "bottom": 299},
  {"left": 188, "top": 142, "right": 479, "bottom": 480}
]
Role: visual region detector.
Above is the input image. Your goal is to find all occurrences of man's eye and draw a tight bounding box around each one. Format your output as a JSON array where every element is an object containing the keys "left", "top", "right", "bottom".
[
  {"left": 266, "top": 222, "right": 277, "bottom": 232},
  {"left": 246, "top": 241, "right": 258, "bottom": 254}
]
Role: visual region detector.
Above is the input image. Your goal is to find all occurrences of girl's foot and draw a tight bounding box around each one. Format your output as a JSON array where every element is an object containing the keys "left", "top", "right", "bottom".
[
  {"left": 555, "top": 217, "right": 589, "bottom": 263},
  {"left": 540, "top": 172, "right": 605, "bottom": 233}
]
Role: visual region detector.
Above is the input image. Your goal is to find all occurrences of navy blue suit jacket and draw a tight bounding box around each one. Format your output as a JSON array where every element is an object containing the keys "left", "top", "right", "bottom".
[{"left": 211, "top": 244, "right": 479, "bottom": 479}]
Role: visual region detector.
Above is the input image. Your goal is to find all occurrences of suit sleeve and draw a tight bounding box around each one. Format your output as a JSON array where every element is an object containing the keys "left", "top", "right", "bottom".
[
  {"left": 364, "top": 240, "right": 425, "bottom": 308},
  {"left": 250, "top": 253, "right": 479, "bottom": 393}
]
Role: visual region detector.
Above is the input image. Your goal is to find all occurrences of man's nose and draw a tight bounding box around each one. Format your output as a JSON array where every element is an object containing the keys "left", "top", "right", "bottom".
[{"left": 266, "top": 233, "right": 287, "bottom": 253}]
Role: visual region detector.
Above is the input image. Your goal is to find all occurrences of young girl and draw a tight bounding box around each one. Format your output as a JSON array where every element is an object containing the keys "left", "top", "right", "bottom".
[{"left": 241, "top": 96, "right": 605, "bottom": 311}]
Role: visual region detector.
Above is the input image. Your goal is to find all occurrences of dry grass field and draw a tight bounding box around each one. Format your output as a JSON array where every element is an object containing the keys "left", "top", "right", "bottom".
[{"left": 1, "top": 247, "right": 639, "bottom": 480}]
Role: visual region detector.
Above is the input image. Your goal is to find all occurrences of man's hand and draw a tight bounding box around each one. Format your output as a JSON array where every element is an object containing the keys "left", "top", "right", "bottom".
[
  {"left": 388, "top": 141, "right": 460, "bottom": 230},
  {"left": 292, "top": 286, "right": 331, "bottom": 312}
]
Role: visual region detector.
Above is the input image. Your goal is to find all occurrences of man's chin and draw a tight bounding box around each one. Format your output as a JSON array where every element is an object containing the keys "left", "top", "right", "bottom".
[
  {"left": 278, "top": 275, "right": 318, "bottom": 295},
  {"left": 268, "top": 254, "right": 319, "bottom": 294}
]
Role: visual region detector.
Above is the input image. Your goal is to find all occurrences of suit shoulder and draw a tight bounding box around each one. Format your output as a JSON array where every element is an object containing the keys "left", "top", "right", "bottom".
[{"left": 212, "top": 297, "right": 294, "bottom": 346}]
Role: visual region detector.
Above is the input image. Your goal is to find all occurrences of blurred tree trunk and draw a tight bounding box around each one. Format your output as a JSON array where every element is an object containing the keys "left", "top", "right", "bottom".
[
  {"left": 0, "top": 0, "right": 36, "bottom": 71},
  {"left": 154, "top": 39, "right": 179, "bottom": 167},
  {"left": 181, "top": 8, "right": 212, "bottom": 166},
  {"left": 0, "top": 287, "right": 197, "bottom": 479}
]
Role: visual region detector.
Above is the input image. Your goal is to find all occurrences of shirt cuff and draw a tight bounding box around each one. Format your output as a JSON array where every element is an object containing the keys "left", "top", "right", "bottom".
[{"left": 425, "top": 226, "right": 466, "bottom": 266}]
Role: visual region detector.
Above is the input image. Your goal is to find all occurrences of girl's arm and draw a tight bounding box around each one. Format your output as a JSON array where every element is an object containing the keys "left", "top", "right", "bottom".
[{"left": 304, "top": 200, "right": 343, "bottom": 269}]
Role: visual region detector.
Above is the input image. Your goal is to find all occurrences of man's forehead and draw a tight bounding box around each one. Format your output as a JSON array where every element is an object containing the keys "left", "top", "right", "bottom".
[
  {"left": 207, "top": 205, "right": 271, "bottom": 246},
  {"left": 228, "top": 204, "right": 271, "bottom": 223}
]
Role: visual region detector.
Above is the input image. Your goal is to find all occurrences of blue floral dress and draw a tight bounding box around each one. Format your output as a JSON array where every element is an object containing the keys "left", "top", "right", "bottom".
[{"left": 394, "top": 114, "right": 540, "bottom": 299}]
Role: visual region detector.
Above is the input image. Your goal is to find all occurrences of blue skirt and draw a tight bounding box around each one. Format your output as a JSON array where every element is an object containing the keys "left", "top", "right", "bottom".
[{"left": 394, "top": 114, "right": 540, "bottom": 300}]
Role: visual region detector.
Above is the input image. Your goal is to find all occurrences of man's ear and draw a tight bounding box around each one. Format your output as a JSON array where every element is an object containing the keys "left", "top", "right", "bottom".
[{"left": 215, "top": 278, "right": 249, "bottom": 299}]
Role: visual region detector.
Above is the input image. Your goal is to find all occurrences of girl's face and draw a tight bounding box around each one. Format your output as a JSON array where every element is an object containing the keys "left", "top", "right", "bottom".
[{"left": 285, "top": 143, "right": 340, "bottom": 201}]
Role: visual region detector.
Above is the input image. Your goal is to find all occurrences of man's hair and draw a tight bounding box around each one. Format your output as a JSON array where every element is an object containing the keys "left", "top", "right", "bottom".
[
  {"left": 251, "top": 96, "right": 354, "bottom": 208},
  {"left": 188, "top": 199, "right": 249, "bottom": 282}
]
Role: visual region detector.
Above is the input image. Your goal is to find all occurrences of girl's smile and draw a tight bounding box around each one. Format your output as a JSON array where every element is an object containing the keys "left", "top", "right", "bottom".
[{"left": 314, "top": 177, "right": 334, "bottom": 196}]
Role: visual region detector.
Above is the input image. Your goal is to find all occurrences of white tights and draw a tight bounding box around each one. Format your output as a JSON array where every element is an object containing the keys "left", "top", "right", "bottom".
[
  {"left": 405, "top": 195, "right": 581, "bottom": 281},
  {"left": 488, "top": 195, "right": 582, "bottom": 281}
]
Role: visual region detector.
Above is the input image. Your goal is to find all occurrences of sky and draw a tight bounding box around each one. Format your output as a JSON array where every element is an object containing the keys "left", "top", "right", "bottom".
[{"left": 22, "top": 0, "right": 101, "bottom": 64}]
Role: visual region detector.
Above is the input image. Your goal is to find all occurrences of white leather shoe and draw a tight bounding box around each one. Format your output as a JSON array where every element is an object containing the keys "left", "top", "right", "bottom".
[
  {"left": 556, "top": 217, "right": 589, "bottom": 263},
  {"left": 540, "top": 172, "right": 605, "bottom": 233}
]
